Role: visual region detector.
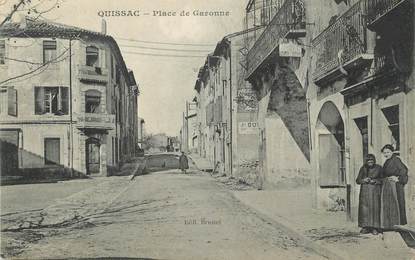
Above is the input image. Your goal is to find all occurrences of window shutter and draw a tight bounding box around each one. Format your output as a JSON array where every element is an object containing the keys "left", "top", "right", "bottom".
[
  {"left": 60, "top": 87, "right": 69, "bottom": 114},
  {"left": 100, "top": 49, "right": 106, "bottom": 68},
  {"left": 34, "top": 87, "right": 45, "bottom": 114},
  {"left": 0, "top": 40, "right": 5, "bottom": 64},
  {"left": 7, "top": 86, "right": 17, "bottom": 116}
]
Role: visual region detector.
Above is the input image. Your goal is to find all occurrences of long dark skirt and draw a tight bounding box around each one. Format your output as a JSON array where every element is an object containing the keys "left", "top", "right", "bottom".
[
  {"left": 381, "top": 179, "right": 406, "bottom": 230},
  {"left": 358, "top": 184, "right": 381, "bottom": 228}
]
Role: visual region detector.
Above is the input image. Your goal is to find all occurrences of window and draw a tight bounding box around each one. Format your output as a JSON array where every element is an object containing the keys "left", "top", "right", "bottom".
[
  {"left": 115, "top": 65, "right": 120, "bottom": 84},
  {"left": 43, "top": 40, "right": 57, "bottom": 64},
  {"left": 110, "top": 55, "right": 114, "bottom": 79},
  {"left": 35, "top": 87, "right": 69, "bottom": 115},
  {"left": 0, "top": 40, "right": 5, "bottom": 64},
  {"left": 354, "top": 117, "right": 368, "bottom": 161},
  {"left": 85, "top": 89, "right": 101, "bottom": 113},
  {"left": 86, "top": 46, "right": 99, "bottom": 67},
  {"left": 382, "top": 105, "right": 400, "bottom": 151},
  {"left": 0, "top": 87, "right": 7, "bottom": 114},
  {"left": 0, "top": 86, "right": 17, "bottom": 116},
  {"left": 44, "top": 138, "right": 60, "bottom": 165}
]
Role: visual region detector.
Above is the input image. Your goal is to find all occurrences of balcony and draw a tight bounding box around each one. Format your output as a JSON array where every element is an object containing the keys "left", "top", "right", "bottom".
[
  {"left": 246, "top": 0, "right": 306, "bottom": 80},
  {"left": 78, "top": 65, "right": 109, "bottom": 84},
  {"left": 75, "top": 113, "right": 115, "bottom": 130},
  {"left": 365, "top": 0, "right": 411, "bottom": 29},
  {"left": 312, "top": 1, "right": 373, "bottom": 85}
]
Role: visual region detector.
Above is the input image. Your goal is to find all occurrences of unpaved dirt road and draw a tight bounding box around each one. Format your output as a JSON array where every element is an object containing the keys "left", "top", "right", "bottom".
[{"left": 1, "top": 167, "right": 325, "bottom": 260}]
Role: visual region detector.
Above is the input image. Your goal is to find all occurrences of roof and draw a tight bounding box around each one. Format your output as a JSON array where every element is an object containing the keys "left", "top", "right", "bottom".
[{"left": 0, "top": 17, "right": 137, "bottom": 88}]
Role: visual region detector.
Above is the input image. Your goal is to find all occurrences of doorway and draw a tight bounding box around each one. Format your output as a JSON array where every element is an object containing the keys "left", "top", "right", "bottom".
[
  {"left": 317, "top": 101, "right": 346, "bottom": 188},
  {"left": 86, "top": 137, "right": 100, "bottom": 175}
]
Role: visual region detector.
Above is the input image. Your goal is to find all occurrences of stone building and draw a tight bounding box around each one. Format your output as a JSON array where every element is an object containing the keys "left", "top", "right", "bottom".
[
  {"left": 244, "top": 0, "right": 311, "bottom": 189},
  {"left": 0, "top": 18, "right": 139, "bottom": 177},
  {"left": 193, "top": 27, "right": 262, "bottom": 179},
  {"left": 307, "top": 0, "right": 414, "bottom": 223},
  {"left": 243, "top": 0, "right": 414, "bottom": 224}
]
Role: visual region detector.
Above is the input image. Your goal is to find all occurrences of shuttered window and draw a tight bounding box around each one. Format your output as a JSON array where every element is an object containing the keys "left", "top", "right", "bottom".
[
  {"left": 86, "top": 46, "right": 99, "bottom": 67},
  {"left": 44, "top": 138, "right": 60, "bottom": 165},
  {"left": 34, "top": 87, "right": 68, "bottom": 115},
  {"left": 85, "top": 89, "right": 101, "bottom": 113},
  {"left": 43, "top": 40, "right": 57, "bottom": 64}
]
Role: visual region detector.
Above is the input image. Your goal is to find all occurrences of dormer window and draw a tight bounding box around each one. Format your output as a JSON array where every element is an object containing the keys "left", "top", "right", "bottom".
[{"left": 86, "top": 46, "right": 99, "bottom": 67}]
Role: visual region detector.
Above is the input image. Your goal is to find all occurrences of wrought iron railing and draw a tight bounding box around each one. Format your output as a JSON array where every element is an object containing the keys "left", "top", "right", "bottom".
[
  {"left": 246, "top": 0, "right": 306, "bottom": 78},
  {"left": 365, "top": 0, "right": 407, "bottom": 25},
  {"left": 312, "top": 1, "right": 367, "bottom": 81}
]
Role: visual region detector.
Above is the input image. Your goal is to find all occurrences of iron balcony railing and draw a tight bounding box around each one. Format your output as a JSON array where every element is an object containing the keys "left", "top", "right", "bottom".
[
  {"left": 312, "top": 1, "right": 367, "bottom": 82},
  {"left": 365, "top": 0, "right": 408, "bottom": 25},
  {"left": 246, "top": 0, "right": 306, "bottom": 79}
]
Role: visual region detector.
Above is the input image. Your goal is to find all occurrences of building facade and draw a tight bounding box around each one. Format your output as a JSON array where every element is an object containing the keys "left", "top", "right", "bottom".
[
  {"left": 245, "top": 0, "right": 311, "bottom": 189},
  {"left": 0, "top": 18, "right": 139, "bottom": 177},
  {"left": 190, "top": 0, "right": 414, "bottom": 226},
  {"left": 307, "top": 0, "right": 414, "bottom": 223}
]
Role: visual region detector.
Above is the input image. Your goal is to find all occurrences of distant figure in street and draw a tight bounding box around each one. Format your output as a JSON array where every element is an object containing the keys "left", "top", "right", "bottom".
[
  {"left": 380, "top": 144, "right": 409, "bottom": 231},
  {"left": 356, "top": 154, "right": 383, "bottom": 235},
  {"left": 179, "top": 152, "right": 189, "bottom": 174}
]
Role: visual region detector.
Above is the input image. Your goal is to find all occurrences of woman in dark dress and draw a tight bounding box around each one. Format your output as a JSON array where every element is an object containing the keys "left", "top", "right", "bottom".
[
  {"left": 179, "top": 151, "right": 189, "bottom": 174},
  {"left": 356, "top": 154, "right": 383, "bottom": 235},
  {"left": 380, "top": 144, "right": 409, "bottom": 231}
]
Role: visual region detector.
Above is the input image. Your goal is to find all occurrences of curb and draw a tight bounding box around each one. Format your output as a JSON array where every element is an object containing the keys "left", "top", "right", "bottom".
[
  {"left": 230, "top": 192, "right": 348, "bottom": 260},
  {"left": 187, "top": 155, "right": 201, "bottom": 171},
  {"left": 187, "top": 155, "right": 213, "bottom": 172}
]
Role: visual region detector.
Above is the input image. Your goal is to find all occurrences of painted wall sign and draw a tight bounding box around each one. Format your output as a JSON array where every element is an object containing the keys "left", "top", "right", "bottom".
[
  {"left": 279, "top": 42, "right": 302, "bottom": 57},
  {"left": 238, "top": 121, "right": 259, "bottom": 134}
]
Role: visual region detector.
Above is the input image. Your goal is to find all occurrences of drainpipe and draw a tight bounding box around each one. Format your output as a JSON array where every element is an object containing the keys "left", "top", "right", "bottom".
[
  {"left": 69, "top": 38, "right": 74, "bottom": 177},
  {"left": 229, "top": 42, "right": 233, "bottom": 177}
]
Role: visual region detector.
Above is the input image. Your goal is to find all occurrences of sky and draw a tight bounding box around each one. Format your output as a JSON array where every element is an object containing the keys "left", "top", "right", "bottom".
[{"left": 0, "top": 0, "right": 246, "bottom": 136}]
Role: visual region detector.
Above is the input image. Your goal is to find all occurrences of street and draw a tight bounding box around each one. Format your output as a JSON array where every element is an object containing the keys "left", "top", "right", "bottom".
[{"left": 1, "top": 157, "right": 323, "bottom": 260}]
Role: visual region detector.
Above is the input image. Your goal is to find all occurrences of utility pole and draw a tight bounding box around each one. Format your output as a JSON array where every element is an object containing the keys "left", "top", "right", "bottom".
[{"left": 186, "top": 101, "right": 189, "bottom": 153}]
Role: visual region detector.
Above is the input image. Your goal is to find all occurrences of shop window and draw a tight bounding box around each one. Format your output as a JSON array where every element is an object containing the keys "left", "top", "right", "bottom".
[
  {"left": 354, "top": 116, "right": 368, "bottom": 161},
  {"left": 44, "top": 138, "right": 60, "bottom": 165},
  {"left": 382, "top": 105, "right": 400, "bottom": 151},
  {"left": 35, "top": 87, "right": 68, "bottom": 115},
  {"left": 43, "top": 40, "right": 57, "bottom": 64},
  {"left": 0, "top": 40, "right": 5, "bottom": 64},
  {"left": 85, "top": 89, "right": 101, "bottom": 113},
  {"left": 86, "top": 46, "right": 99, "bottom": 67}
]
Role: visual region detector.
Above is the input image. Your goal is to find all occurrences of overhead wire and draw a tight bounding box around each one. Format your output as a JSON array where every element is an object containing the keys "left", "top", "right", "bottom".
[
  {"left": 122, "top": 51, "right": 207, "bottom": 58},
  {"left": 119, "top": 44, "right": 212, "bottom": 53},
  {"left": 0, "top": 43, "right": 72, "bottom": 84},
  {"left": 116, "top": 36, "right": 216, "bottom": 47}
]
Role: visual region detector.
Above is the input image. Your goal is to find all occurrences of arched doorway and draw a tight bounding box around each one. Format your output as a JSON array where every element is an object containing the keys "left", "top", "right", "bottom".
[
  {"left": 86, "top": 137, "right": 101, "bottom": 175},
  {"left": 317, "top": 101, "right": 345, "bottom": 187}
]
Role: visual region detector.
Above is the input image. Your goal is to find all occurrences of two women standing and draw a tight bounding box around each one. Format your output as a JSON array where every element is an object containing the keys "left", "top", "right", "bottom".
[{"left": 356, "top": 144, "right": 409, "bottom": 234}]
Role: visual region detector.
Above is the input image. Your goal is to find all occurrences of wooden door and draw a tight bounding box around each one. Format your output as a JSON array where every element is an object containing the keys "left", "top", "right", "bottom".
[
  {"left": 0, "top": 130, "right": 18, "bottom": 175},
  {"left": 86, "top": 139, "right": 100, "bottom": 174}
]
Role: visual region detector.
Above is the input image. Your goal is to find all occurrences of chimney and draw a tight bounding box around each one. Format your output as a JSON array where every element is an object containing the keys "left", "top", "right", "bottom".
[
  {"left": 101, "top": 19, "right": 107, "bottom": 35},
  {"left": 18, "top": 14, "right": 27, "bottom": 29}
]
